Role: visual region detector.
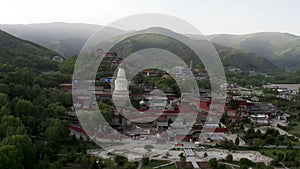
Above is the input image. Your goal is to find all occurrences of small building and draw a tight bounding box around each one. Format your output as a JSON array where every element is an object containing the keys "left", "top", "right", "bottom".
[
  {"left": 58, "top": 83, "right": 72, "bottom": 92},
  {"left": 250, "top": 114, "right": 270, "bottom": 125},
  {"left": 202, "top": 123, "right": 228, "bottom": 133},
  {"left": 250, "top": 96, "right": 260, "bottom": 102},
  {"left": 52, "top": 55, "right": 64, "bottom": 62}
]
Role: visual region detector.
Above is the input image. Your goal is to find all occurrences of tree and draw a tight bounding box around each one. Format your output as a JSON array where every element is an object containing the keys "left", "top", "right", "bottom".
[
  {"left": 103, "top": 158, "right": 114, "bottom": 169},
  {"left": 0, "top": 93, "right": 9, "bottom": 108},
  {"left": 53, "top": 160, "right": 63, "bottom": 169},
  {"left": 44, "top": 118, "right": 69, "bottom": 145},
  {"left": 80, "top": 155, "right": 90, "bottom": 168},
  {"left": 228, "top": 99, "right": 239, "bottom": 109},
  {"left": 14, "top": 99, "right": 36, "bottom": 117},
  {"left": 0, "top": 106, "right": 10, "bottom": 118},
  {"left": 144, "top": 145, "right": 153, "bottom": 152},
  {"left": 154, "top": 76, "right": 180, "bottom": 95},
  {"left": 275, "top": 137, "right": 280, "bottom": 147},
  {"left": 98, "top": 102, "right": 113, "bottom": 123},
  {"left": 23, "top": 115, "right": 41, "bottom": 135},
  {"left": 180, "top": 155, "right": 187, "bottom": 169},
  {"left": 240, "top": 124, "right": 245, "bottom": 131},
  {"left": 220, "top": 112, "right": 229, "bottom": 124},
  {"left": 58, "top": 56, "right": 76, "bottom": 74},
  {"left": 115, "top": 155, "right": 128, "bottom": 166},
  {"left": 123, "top": 162, "right": 137, "bottom": 169},
  {"left": 271, "top": 159, "right": 281, "bottom": 167},
  {"left": 277, "top": 152, "right": 284, "bottom": 160},
  {"left": 1, "top": 134, "right": 37, "bottom": 169},
  {"left": 241, "top": 116, "right": 250, "bottom": 123},
  {"left": 45, "top": 102, "right": 66, "bottom": 118},
  {"left": 0, "top": 115, "right": 27, "bottom": 138},
  {"left": 235, "top": 137, "right": 240, "bottom": 146},
  {"left": 36, "top": 160, "right": 47, "bottom": 169},
  {"left": 89, "top": 160, "right": 99, "bottom": 169},
  {"left": 256, "top": 162, "right": 267, "bottom": 169},
  {"left": 168, "top": 118, "right": 173, "bottom": 126},
  {"left": 0, "top": 83, "right": 9, "bottom": 95},
  {"left": 265, "top": 134, "right": 275, "bottom": 144},
  {"left": 219, "top": 140, "right": 236, "bottom": 150},
  {"left": 141, "top": 167, "right": 152, "bottom": 169},
  {"left": 226, "top": 154, "right": 233, "bottom": 162},
  {"left": 0, "top": 145, "right": 23, "bottom": 169},
  {"left": 287, "top": 141, "right": 293, "bottom": 149},
  {"left": 132, "top": 72, "right": 145, "bottom": 84},
  {"left": 208, "top": 158, "right": 218, "bottom": 169},
  {"left": 218, "top": 164, "right": 227, "bottom": 169},
  {"left": 240, "top": 158, "right": 254, "bottom": 167},
  {"left": 265, "top": 128, "right": 280, "bottom": 138},
  {"left": 142, "top": 157, "right": 150, "bottom": 166}
]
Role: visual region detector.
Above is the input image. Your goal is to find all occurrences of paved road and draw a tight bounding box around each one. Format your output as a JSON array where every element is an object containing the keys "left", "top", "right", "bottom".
[
  {"left": 187, "top": 157, "right": 200, "bottom": 169},
  {"left": 219, "top": 162, "right": 240, "bottom": 168},
  {"left": 137, "top": 160, "right": 142, "bottom": 169},
  {"left": 153, "top": 162, "right": 175, "bottom": 169},
  {"left": 240, "top": 144, "right": 300, "bottom": 149},
  {"left": 184, "top": 148, "right": 195, "bottom": 156}
]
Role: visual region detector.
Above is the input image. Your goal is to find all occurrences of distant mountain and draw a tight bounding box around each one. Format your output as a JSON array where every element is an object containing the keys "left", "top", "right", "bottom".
[
  {"left": 213, "top": 43, "right": 277, "bottom": 72},
  {"left": 206, "top": 32, "right": 300, "bottom": 70},
  {"left": 0, "top": 29, "right": 61, "bottom": 70},
  {"left": 103, "top": 27, "right": 277, "bottom": 72},
  {"left": 0, "top": 22, "right": 126, "bottom": 58},
  {"left": 1, "top": 22, "right": 279, "bottom": 72}
]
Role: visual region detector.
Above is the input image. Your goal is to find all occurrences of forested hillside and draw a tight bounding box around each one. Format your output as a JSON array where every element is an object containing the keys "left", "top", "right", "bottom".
[{"left": 0, "top": 30, "right": 62, "bottom": 71}]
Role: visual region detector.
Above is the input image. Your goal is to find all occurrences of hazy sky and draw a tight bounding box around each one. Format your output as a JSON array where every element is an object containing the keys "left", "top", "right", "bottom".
[{"left": 1, "top": 0, "right": 299, "bottom": 35}]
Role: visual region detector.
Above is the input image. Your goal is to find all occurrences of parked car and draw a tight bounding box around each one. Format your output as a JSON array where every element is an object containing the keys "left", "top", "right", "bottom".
[{"left": 175, "top": 143, "right": 184, "bottom": 147}]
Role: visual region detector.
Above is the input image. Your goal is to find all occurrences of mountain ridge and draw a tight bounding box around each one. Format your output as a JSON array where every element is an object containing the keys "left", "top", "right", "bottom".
[
  {"left": 0, "top": 22, "right": 126, "bottom": 58},
  {"left": 204, "top": 32, "right": 300, "bottom": 70},
  {"left": 0, "top": 23, "right": 285, "bottom": 72},
  {"left": 98, "top": 27, "right": 278, "bottom": 73}
]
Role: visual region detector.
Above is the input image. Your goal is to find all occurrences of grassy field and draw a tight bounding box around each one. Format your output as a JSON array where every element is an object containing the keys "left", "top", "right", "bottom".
[
  {"left": 142, "top": 160, "right": 170, "bottom": 169},
  {"left": 259, "top": 148, "right": 300, "bottom": 159},
  {"left": 259, "top": 148, "right": 287, "bottom": 159},
  {"left": 160, "top": 164, "right": 177, "bottom": 169},
  {"left": 288, "top": 122, "right": 300, "bottom": 138}
]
